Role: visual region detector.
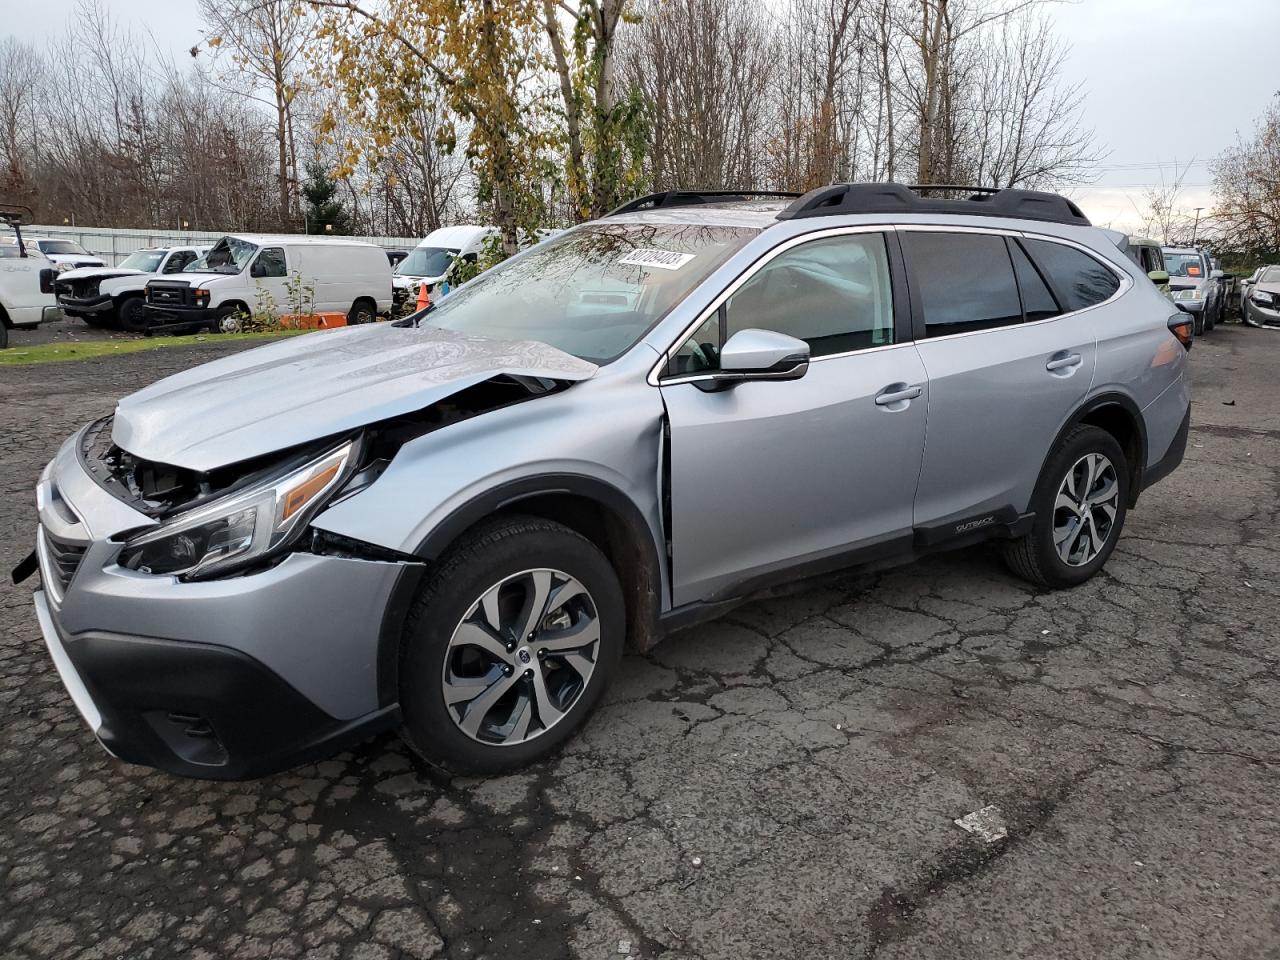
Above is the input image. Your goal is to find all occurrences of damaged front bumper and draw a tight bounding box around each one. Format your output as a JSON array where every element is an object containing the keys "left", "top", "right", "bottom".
[{"left": 21, "top": 432, "right": 413, "bottom": 780}]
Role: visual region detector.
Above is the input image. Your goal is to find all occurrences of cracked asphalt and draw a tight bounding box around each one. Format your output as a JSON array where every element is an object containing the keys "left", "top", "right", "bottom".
[{"left": 2, "top": 325, "right": 1279, "bottom": 959}]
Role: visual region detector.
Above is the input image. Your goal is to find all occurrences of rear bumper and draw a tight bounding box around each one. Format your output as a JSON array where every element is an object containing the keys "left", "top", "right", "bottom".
[
  {"left": 32, "top": 587, "right": 400, "bottom": 780},
  {"left": 1141, "top": 406, "right": 1190, "bottom": 493}
]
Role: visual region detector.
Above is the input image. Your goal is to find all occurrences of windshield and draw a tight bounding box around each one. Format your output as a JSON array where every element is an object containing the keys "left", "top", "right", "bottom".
[
  {"left": 1163, "top": 252, "right": 1205, "bottom": 278},
  {"left": 186, "top": 237, "right": 258, "bottom": 274},
  {"left": 40, "top": 239, "right": 90, "bottom": 256},
  {"left": 416, "top": 223, "right": 757, "bottom": 363},
  {"left": 119, "top": 251, "right": 166, "bottom": 272},
  {"left": 1261, "top": 266, "right": 1280, "bottom": 283},
  {"left": 396, "top": 246, "right": 459, "bottom": 278}
]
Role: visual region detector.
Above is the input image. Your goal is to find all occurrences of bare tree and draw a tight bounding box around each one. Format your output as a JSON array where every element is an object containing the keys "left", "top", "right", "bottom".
[
  {"left": 963, "top": 11, "right": 1101, "bottom": 187},
  {"left": 197, "top": 0, "right": 314, "bottom": 227},
  {"left": 1213, "top": 96, "right": 1280, "bottom": 256},
  {"left": 1130, "top": 161, "right": 1195, "bottom": 244},
  {"left": 0, "top": 38, "right": 42, "bottom": 205},
  {"left": 621, "top": 0, "right": 775, "bottom": 190}
]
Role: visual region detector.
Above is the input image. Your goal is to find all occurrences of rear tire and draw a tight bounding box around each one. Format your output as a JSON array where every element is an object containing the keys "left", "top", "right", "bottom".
[
  {"left": 1003, "top": 425, "right": 1129, "bottom": 589},
  {"left": 398, "top": 515, "right": 625, "bottom": 774},
  {"left": 118, "top": 296, "right": 149, "bottom": 333},
  {"left": 348, "top": 298, "right": 376, "bottom": 325}
]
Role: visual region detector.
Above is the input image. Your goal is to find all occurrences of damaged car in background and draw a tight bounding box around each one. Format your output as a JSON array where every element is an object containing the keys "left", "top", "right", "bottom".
[
  {"left": 56, "top": 246, "right": 208, "bottom": 331},
  {"left": 17, "top": 184, "right": 1190, "bottom": 780}
]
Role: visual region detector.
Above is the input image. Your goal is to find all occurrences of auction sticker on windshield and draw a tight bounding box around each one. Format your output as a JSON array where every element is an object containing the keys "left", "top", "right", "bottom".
[{"left": 619, "top": 248, "right": 696, "bottom": 270}]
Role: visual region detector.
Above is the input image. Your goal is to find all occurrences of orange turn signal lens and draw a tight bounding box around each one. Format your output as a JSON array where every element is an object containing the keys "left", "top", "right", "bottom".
[{"left": 281, "top": 462, "right": 341, "bottom": 522}]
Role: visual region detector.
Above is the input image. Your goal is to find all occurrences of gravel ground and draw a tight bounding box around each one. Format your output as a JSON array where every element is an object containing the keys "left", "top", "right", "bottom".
[{"left": 2, "top": 325, "right": 1278, "bottom": 960}]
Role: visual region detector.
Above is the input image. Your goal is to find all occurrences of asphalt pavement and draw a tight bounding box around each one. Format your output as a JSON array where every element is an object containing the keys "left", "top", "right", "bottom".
[{"left": 1, "top": 323, "right": 1278, "bottom": 959}]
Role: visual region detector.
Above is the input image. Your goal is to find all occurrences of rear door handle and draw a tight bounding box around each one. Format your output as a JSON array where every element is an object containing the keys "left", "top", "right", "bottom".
[
  {"left": 875, "top": 384, "right": 923, "bottom": 406},
  {"left": 1046, "top": 353, "right": 1082, "bottom": 372}
]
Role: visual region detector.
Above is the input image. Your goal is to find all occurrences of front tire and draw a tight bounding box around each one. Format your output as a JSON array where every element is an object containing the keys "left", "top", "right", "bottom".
[
  {"left": 118, "top": 296, "right": 149, "bottom": 333},
  {"left": 398, "top": 516, "right": 625, "bottom": 774},
  {"left": 1003, "top": 425, "right": 1129, "bottom": 588},
  {"left": 213, "top": 304, "right": 245, "bottom": 334}
]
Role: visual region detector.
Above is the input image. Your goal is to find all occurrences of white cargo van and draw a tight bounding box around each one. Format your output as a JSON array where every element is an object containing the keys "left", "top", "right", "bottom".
[
  {"left": 143, "top": 234, "right": 393, "bottom": 333},
  {"left": 392, "top": 225, "right": 497, "bottom": 309}
]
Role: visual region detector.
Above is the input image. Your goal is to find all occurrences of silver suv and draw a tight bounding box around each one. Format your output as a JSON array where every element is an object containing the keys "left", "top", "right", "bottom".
[{"left": 19, "top": 184, "right": 1192, "bottom": 779}]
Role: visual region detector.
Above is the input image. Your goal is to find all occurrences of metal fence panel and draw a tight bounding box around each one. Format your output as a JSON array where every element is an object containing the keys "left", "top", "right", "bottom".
[{"left": 28, "top": 225, "right": 424, "bottom": 265}]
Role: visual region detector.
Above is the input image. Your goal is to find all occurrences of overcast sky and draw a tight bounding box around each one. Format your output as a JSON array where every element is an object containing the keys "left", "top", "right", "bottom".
[{"left": 5, "top": 0, "right": 1279, "bottom": 232}]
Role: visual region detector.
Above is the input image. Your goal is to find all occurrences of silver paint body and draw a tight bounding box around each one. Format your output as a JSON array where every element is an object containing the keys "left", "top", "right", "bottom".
[{"left": 34, "top": 206, "right": 1191, "bottom": 726}]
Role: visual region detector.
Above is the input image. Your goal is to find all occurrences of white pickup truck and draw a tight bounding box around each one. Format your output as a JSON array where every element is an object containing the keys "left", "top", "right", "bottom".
[
  {"left": 56, "top": 246, "right": 208, "bottom": 331},
  {"left": 0, "top": 210, "right": 60, "bottom": 349}
]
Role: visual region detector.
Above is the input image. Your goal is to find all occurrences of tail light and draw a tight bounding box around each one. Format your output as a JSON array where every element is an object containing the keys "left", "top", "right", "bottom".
[
  {"left": 39, "top": 268, "right": 56, "bottom": 294},
  {"left": 1168, "top": 313, "right": 1193, "bottom": 351}
]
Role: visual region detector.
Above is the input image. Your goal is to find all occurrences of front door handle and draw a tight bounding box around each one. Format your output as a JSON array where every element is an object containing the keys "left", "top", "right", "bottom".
[
  {"left": 875, "top": 384, "right": 923, "bottom": 406},
  {"left": 1045, "top": 353, "right": 1082, "bottom": 372}
]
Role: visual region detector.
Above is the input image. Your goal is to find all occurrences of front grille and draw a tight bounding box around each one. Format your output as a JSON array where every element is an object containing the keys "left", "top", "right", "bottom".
[
  {"left": 146, "top": 282, "right": 191, "bottom": 307},
  {"left": 43, "top": 531, "right": 87, "bottom": 591}
]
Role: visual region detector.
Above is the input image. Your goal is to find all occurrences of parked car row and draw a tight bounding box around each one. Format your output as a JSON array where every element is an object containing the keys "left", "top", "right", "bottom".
[
  {"left": 1119, "top": 236, "right": 1232, "bottom": 337},
  {"left": 44, "top": 226, "right": 509, "bottom": 333}
]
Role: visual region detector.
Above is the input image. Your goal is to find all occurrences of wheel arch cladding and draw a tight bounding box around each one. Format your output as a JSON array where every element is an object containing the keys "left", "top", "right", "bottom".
[
  {"left": 375, "top": 477, "right": 664, "bottom": 708},
  {"left": 1062, "top": 394, "right": 1147, "bottom": 507}
]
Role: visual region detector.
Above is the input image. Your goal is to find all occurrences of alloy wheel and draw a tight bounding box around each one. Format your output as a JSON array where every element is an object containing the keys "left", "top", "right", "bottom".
[
  {"left": 441, "top": 568, "right": 600, "bottom": 746},
  {"left": 1053, "top": 452, "right": 1120, "bottom": 566}
]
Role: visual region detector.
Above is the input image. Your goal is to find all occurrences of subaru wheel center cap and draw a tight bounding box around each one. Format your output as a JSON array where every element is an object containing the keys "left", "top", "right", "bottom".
[{"left": 517, "top": 647, "right": 533, "bottom": 665}]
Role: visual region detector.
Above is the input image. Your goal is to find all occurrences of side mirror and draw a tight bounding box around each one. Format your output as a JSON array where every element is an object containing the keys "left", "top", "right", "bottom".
[
  {"left": 1148, "top": 270, "right": 1170, "bottom": 284},
  {"left": 462, "top": 252, "right": 479, "bottom": 264},
  {"left": 1210, "top": 269, "right": 1225, "bottom": 280},
  {"left": 710, "top": 329, "right": 810, "bottom": 386},
  {"left": 250, "top": 261, "right": 266, "bottom": 278}
]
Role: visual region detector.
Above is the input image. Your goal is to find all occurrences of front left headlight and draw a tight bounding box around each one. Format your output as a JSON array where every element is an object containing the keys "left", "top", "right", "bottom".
[
  {"left": 1253, "top": 290, "right": 1276, "bottom": 306},
  {"left": 1174, "top": 288, "right": 1203, "bottom": 303},
  {"left": 117, "top": 440, "right": 357, "bottom": 579}
]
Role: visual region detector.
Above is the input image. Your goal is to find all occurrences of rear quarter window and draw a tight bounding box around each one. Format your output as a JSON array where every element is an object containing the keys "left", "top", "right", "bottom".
[{"left": 1023, "top": 239, "right": 1121, "bottom": 312}]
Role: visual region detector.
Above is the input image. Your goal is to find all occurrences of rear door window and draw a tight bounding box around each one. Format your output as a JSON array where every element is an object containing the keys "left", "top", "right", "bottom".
[
  {"left": 901, "top": 232, "right": 1022, "bottom": 337},
  {"left": 1024, "top": 239, "right": 1121, "bottom": 312},
  {"left": 1009, "top": 240, "right": 1060, "bottom": 322}
]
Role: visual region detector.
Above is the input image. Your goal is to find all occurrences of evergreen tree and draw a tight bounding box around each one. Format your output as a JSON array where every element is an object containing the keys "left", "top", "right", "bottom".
[{"left": 302, "top": 161, "right": 352, "bottom": 235}]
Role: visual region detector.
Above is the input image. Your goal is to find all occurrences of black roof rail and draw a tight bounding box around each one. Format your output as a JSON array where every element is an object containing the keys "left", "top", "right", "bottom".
[
  {"left": 606, "top": 190, "right": 802, "bottom": 217},
  {"left": 776, "top": 182, "right": 1090, "bottom": 226}
]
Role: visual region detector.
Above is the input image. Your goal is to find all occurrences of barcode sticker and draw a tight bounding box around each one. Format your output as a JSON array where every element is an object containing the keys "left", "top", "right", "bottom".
[{"left": 618, "top": 248, "right": 696, "bottom": 271}]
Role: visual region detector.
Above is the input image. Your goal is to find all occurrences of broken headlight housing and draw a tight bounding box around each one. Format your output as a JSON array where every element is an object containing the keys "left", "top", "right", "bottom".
[{"left": 117, "top": 439, "right": 357, "bottom": 579}]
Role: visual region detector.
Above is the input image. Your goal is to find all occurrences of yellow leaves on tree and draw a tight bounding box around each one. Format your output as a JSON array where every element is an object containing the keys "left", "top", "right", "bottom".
[{"left": 306, "top": 0, "right": 552, "bottom": 253}]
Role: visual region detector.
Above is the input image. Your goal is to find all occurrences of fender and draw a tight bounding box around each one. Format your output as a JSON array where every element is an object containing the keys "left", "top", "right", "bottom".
[
  {"left": 374, "top": 473, "right": 665, "bottom": 707},
  {"left": 1040, "top": 390, "right": 1148, "bottom": 506}
]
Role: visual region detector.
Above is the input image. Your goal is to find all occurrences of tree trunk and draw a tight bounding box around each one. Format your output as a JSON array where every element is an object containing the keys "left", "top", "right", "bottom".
[{"left": 544, "top": 0, "right": 587, "bottom": 218}]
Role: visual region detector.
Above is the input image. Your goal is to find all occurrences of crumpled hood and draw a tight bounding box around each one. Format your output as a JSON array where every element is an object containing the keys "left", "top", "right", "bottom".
[
  {"left": 57, "top": 266, "right": 147, "bottom": 283},
  {"left": 112, "top": 324, "right": 598, "bottom": 471}
]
